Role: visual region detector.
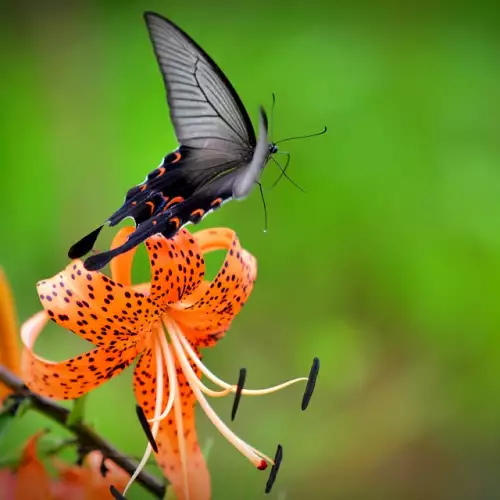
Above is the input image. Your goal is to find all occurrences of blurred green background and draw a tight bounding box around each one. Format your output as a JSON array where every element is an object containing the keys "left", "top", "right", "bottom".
[{"left": 2, "top": 0, "right": 500, "bottom": 498}]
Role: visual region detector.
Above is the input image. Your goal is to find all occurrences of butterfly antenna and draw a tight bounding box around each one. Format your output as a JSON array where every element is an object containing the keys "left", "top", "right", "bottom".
[
  {"left": 270, "top": 93, "right": 276, "bottom": 142},
  {"left": 270, "top": 156, "right": 305, "bottom": 193},
  {"left": 271, "top": 152, "right": 290, "bottom": 189},
  {"left": 257, "top": 182, "right": 268, "bottom": 233},
  {"left": 275, "top": 126, "right": 327, "bottom": 145}
]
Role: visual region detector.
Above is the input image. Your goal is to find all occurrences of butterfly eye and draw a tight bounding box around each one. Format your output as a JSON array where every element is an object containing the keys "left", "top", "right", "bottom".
[{"left": 270, "top": 144, "right": 278, "bottom": 155}]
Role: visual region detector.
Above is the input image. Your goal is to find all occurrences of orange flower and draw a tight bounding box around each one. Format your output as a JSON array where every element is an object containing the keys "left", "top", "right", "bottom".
[
  {"left": 21, "top": 227, "right": 311, "bottom": 500},
  {"left": 0, "top": 268, "right": 21, "bottom": 401},
  {"left": 0, "top": 432, "right": 128, "bottom": 499}
]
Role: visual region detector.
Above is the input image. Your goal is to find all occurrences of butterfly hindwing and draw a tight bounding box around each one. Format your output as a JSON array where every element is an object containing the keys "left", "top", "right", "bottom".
[{"left": 84, "top": 175, "right": 235, "bottom": 271}]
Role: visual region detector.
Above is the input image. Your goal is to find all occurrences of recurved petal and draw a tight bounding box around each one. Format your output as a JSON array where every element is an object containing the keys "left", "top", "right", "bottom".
[
  {"left": 37, "top": 260, "right": 152, "bottom": 347},
  {"left": 21, "top": 311, "right": 144, "bottom": 400},
  {"left": 144, "top": 230, "right": 205, "bottom": 309},
  {"left": 170, "top": 228, "right": 257, "bottom": 343},
  {"left": 133, "top": 340, "right": 209, "bottom": 500},
  {"left": 110, "top": 226, "right": 136, "bottom": 287}
]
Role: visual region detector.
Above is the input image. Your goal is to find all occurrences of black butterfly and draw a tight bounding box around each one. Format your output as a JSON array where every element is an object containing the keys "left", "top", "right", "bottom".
[{"left": 69, "top": 12, "right": 319, "bottom": 271}]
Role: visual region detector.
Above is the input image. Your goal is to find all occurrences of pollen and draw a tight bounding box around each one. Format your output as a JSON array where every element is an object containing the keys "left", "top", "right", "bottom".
[{"left": 257, "top": 460, "right": 268, "bottom": 471}]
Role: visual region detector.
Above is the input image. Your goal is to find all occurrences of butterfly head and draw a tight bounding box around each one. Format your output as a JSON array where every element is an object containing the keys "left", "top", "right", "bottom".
[{"left": 269, "top": 143, "right": 279, "bottom": 155}]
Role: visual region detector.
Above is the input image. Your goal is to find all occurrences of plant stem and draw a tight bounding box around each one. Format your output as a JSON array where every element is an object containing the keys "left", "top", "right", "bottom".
[{"left": 0, "top": 365, "right": 166, "bottom": 499}]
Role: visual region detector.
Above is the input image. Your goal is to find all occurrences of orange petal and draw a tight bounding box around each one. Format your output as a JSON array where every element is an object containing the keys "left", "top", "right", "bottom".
[
  {"left": 37, "top": 260, "right": 151, "bottom": 347},
  {"left": 0, "top": 268, "right": 20, "bottom": 401},
  {"left": 83, "top": 451, "right": 129, "bottom": 499},
  {"left": 110, "top": 226, "right": 137, "bottom": 287},
  {"left": 21, "top": 311, "right": 144, "bottom": 400},
  {"left": 133, "top": 340, "right": 210, "bottom": 500},
  {"left": 15, "top": 433, "right": 52, "bottom": 500},
  {"left": 144, "top": 230, "right": 205, "bottom": 309},
  {"left": 170, "top": 228, "right": 257, "bottom": 345},
  {"left": 51, "top": 451, "right": 129, "bottom": 500}
]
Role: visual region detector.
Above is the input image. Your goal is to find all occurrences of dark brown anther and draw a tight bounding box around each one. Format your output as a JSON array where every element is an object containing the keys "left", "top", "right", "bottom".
[
  {"left": 301, "top": 357, "right": 319, "bottom": 411},
  {"left": 231, "top": 368, "right": 247, "bottom": 421},
  {"left": 265, "top": 444, "right": 283, "bottom": 494},
  {"left": 110, "top": 485, "right": 127, "bottom": 499},
  {"left": 136, "top": 404, "right": 158, "bottom": 453}
]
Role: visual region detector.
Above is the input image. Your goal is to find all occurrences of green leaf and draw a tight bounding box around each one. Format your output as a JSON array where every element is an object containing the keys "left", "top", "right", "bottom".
[
  {"left": 66, "top": 394, "right": 88, "bottom": 427},
  {"left": 0, "top": 410, "right": 15, "bottom": 444},
  {"left": 0, "top": 396, "right": 31, "bottom": 445}
]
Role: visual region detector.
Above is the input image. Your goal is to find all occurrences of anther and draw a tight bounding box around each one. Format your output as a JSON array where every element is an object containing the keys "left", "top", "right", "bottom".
[
  {"left": 301, "top": 357, "right": 319, "bottom": 411},
  {"left": 231, "top": 367, "right": 247, "bottom": 421},
  {"left": 110, "top": 485, "right": 127, "bottom": 499},
  {"left": 265, "top": 444, "right": 283, "bottom": 494},
  {"left": 136, "top": 404, "right": 158, "bottom": 453}
]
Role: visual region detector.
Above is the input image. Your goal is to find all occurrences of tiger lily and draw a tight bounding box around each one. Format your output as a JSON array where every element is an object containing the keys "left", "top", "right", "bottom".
[
  {"left": 0, "top": 432, "right": 128, "bottom": 500},
  {"left": 21, "top": 227, "right": 311, "bottom": 500}
]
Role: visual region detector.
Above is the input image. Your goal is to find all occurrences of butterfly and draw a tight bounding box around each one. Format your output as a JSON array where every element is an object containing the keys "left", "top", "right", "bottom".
[
  {"left": 68, "top": 11, "right": 279, "bottom": 271},
  {"left": 69, "top": 12, "right": 327, "bottom": 271}
]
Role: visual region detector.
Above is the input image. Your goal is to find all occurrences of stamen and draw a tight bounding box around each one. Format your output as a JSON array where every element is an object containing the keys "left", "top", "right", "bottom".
[
  {"left": 265, "top": 444, "right": 283, "bottom": 494},
  {"left": 231, "top": 368, "right": 247, "bottom": 421},
  {"left": 123, "top": 336, "right": 165, "bottom": 496},
  {"left": 301, "top": 357, "right": 320, "bottom": 411},
  {"left": 167, "top": 321, "right": 272, "bottom": 470},
  {"left": 136, "top": 404, "right": 158, "bottom": 453},
  {"left": 110, "top": 485, "right": 127, "bottom": 499},
  {"left": 148, "top": 333, "right": 177, "bottom": 422},
  {"left": 178, "top": 333, "right": 308, "bottom": 396},
  {"left": 172, "top": 357, "right": 189, "bottom": 500}
]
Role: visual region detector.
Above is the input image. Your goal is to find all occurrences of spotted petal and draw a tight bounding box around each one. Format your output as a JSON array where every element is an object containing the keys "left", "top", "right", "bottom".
[
  {"left": 21, "top": 311, "right": 145, "bottom": 400},
  {"left": 170, "top": 228, "right": 257, "bottom": 345},
  {"left": 133, "top": 336, "right": 210, "bottom": 500},
  {"left": 37, "top": 259, "right": 152, "bottom": 347},
  {"left": 144, "top": 229, "right": 205, "bottom": 309}
]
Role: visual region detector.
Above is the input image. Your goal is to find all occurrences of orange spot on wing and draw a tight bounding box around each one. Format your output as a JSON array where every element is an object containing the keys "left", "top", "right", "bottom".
[
  {"left": 146, "top": 201, "right": 155, "bottom": 215},
  {"left": 172, "top": 151, "right": 182, "bottom": 163},
  {"left": 131, "top": 201, "right": 137, "bottom": 206},
  {"left": 190, "top": 209, "right": 205, "bottom": 219},
  {"left": 140, "top": 184, "right": 148, "bottom": 192},
  {"left": 170, "top": 217, "right": 181, "bottom": 229},
  {"left": 210, "top": 198, "right": 223, "bottom": 207},
  {"left": 165, "top": 197, "right": 184, "bottom": 210},
  {"left": 157, "top": 166, "right": 166, "bottom": 176}
]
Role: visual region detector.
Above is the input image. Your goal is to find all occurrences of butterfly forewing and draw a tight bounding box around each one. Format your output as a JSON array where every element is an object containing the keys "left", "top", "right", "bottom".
[{"left": 144, "top": 12, "right": 255, "bottom": 152}]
